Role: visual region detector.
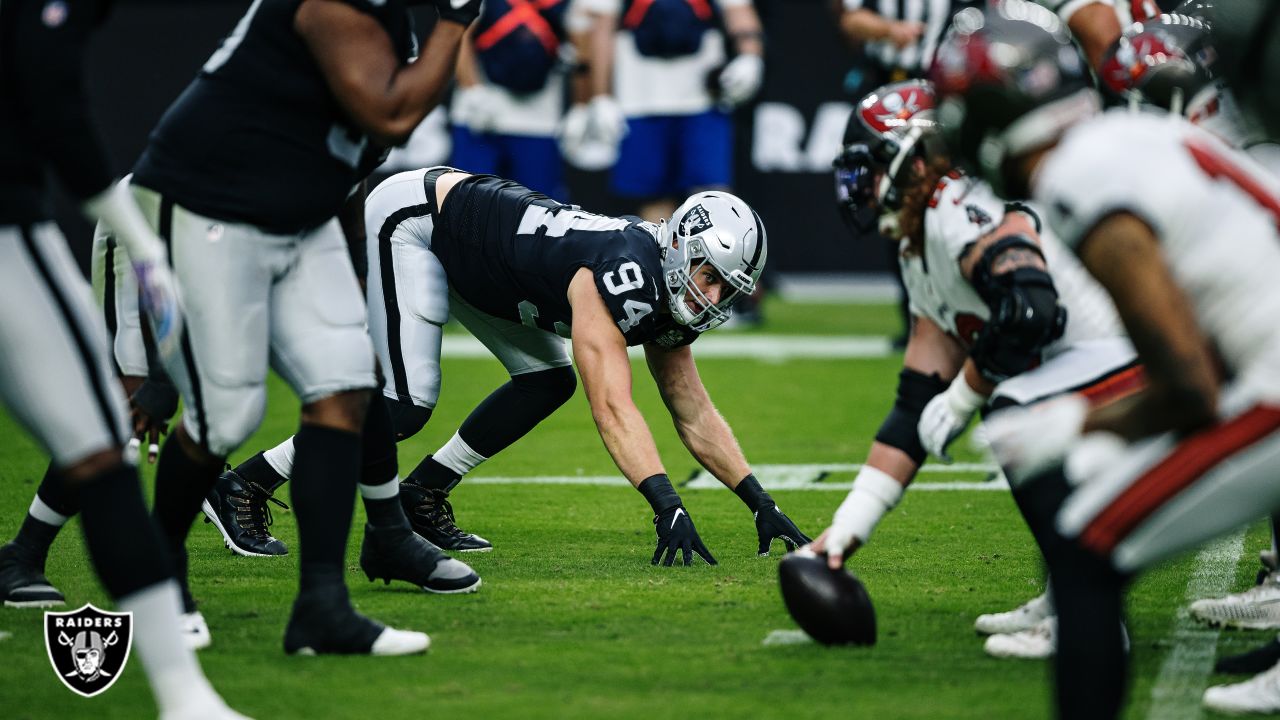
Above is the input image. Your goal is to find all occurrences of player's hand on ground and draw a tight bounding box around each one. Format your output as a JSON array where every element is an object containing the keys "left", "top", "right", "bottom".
[
  {"left": 754, "top": 503, "right": 811, "bottom": 556},
  {"left": 652, "top": 506, "right": 717, "bottom": 567},
  {"left": 805, "top": 528, "right": 862, "bottom": 570},
  {"left": 129, "top": 377, "right": 179, "bottom": 463}
]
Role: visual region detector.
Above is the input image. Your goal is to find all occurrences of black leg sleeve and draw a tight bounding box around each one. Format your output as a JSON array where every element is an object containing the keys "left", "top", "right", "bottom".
[
  {"left": 291, "top": 425, "right": 361, "bottom": 594},
  {"left": 457, "top": 366, "right": 576, "bottom": 458},
  {"left": 78, "top": 464, "right": 173, "bottom": 600},
  {"left": 36, "top": 462, "right": 81, "bottom": 517}
]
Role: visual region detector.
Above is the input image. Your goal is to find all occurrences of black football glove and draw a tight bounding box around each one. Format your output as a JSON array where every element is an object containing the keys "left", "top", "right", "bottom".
[
  {"left": 434, "top": 0, "right": 482, "bottom": 26},
  {"left": 754, "top": 503, "right": 812, "bottom": 556},
  {"left": 652, "top": 506, "right": 717, "bottom": 567}
]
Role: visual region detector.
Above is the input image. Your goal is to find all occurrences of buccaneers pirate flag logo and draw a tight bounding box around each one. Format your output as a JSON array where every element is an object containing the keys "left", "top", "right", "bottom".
[{"left": 44, "top": 604, "right": 133, "bottom": 697}]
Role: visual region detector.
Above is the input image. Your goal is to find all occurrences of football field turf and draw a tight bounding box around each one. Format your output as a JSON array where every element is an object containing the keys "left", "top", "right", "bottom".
[{"left": 0, "top": 301, "right": 1269, "bottom": 719}]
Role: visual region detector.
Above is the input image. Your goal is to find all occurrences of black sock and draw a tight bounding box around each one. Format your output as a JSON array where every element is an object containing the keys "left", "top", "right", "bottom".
[
  {"left": 12, "top": 512, "right": 61, "bottom": 564},
  {"left": 360, "top": 399, "right": 409, "bottom": 529},
  {"left": 291, "top": 425, "right": 361, "bottom": 597},
  {"left": 36, "top": 462, "right": 81, "bottom": 517},
  {"left": 405, "top": 455, "right": 458, "bottom": 493},
  {"left": 152, "top": 436, "right": 223, "bottom": 547},
  {"left": 78, "top": 464, "right": 173, "bottom": 600},
  {"left": 233, "top": 451, "right": 289, "bottom": 493}
]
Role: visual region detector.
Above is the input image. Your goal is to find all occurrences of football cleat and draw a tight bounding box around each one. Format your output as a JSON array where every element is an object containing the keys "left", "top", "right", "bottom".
[
  {"left": 974, "top": 591, "right": 1053, "bottom": 635},
  {"left": 778, "top": 551, "right": 876, "bottom": 646},
  {"left": 359, "top": 523, "right": 481, "bottom": 594},
  {"left": 399, "top": 484, "right": 492, "bottom": 552},
  {"left": 983, "top": 617, "right": 1056, "bottom": 659},
  {"left": 201, "top": 467, "right": 288, "bottom": 557},
  {"left": 1204, "top": 660, "right": 1280, "bottom": 715},
  {"left": 283, "top": 586, "right": 429, "bottom": 656},
  {"left": 0, "top": 542, "right": 65, "bottom": 608},
  {"left": 182, "top": 610, "right": 212, "bottom": 651},
  {"left": 1190, "top": 574, "right": 1280, "bottom": 630},
  {"left": 1217, "top": 640, "right": 1280, "bottom": 675}
]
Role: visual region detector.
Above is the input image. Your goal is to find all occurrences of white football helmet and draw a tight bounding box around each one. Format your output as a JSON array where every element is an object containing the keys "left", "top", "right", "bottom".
[{"left": 657, "top": 191, "right": 767, "bottom": 331}]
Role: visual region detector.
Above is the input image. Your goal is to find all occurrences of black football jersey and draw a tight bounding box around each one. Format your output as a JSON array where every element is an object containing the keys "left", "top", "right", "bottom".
[
  {"left": 433, "top": 175, "right": 699, "bottom": 349},
  {"left": 132, "top": 0, "right": 416, "bottom": 233}
]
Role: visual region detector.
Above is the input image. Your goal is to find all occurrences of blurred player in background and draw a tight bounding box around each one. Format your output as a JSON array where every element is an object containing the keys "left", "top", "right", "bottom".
[
  {"left": 809, "top": 79, "right": 1139, "bottom": 660},
  {"left": 449, "top": 0, "right": 572, "bottom": 198},
  {"left": 222, "top": 167, "right": 812, "bottom": 565},
  {"left": 930, "top": 3, "right": 1280, "bottom": 715},
  {"left": 0, "top": 0, "right": 246, "bottom": 716},
  {"left": 125, "top": 0, "right": 483, "bottom": 656}
]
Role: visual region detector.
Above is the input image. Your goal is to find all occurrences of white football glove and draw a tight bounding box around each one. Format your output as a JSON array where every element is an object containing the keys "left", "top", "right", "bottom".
[
  {"left": 717, "top": 53, "right": 764, "bottom": 109},
  {"left": 983, "top": 394, "right": 1089, "bottom": 485},
  {"left": 919, "top": 373, "right": 988, "bottom": 463},
  {"left": 558, "top": 96, "right": 628, "bottom": 171},
  {"left": 451, "top": 84, "right": 505, "bottom": 134},
  {"left": 820, "top": 466, "right": 904, "bottom": 566}
]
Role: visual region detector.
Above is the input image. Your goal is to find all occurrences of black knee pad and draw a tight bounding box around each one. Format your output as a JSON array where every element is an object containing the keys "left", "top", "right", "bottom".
[
  {"left": 386, "top": 398, "right": 432, "bottom": 442},
  {"left": 512, "top": 365, "right": 577, "bottom": 407}
]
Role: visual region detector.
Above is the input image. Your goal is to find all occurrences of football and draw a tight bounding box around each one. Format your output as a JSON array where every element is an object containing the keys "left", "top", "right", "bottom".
[{"left": 778, "top": 553, "right": 877, "bottom": 646}]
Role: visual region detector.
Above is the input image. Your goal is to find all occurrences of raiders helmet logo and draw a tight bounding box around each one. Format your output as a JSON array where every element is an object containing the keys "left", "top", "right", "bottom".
[
  {"left": 679, "top": 205, "right": 714, "bottom": 238},
  {"left": 45, "top": 604, "right": 133, "bottom": 697}
]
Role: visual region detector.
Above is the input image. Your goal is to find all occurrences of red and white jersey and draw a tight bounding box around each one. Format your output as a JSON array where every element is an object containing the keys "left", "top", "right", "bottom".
[
  {"left": 1187, "top": 86, "right": 1280, "bottom": 177},
  {"left": 1036, "top": 109, "right": 1280, "bottom": 401},
  {"left": 901, "top": 172, "right": 1125, "bottom": 356}
]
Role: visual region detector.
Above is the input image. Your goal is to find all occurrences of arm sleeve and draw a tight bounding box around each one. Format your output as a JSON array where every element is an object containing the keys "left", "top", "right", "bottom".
[{"left": 9, "top": 0, "right": 115, "bottom": 202}]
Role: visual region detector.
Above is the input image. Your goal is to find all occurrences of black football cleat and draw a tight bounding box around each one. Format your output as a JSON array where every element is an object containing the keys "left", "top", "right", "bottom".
[
  {"left": 1216, "top": 639, "right": 1280, "bottom": 675},
  {"left": 201, "top": 467, "right": 288, "bottom": 557},
  {"left": 399, "top": 483, "right": 492, "bottom": 552},
  {"left": 359, "top": 523, "right": 481, "bottom": 594},
  {"left": 284, "top": 586, "right": 428, "bottom": 656},
  {"left": 0, "top": 542, "right": 65, "bottom": 608}
]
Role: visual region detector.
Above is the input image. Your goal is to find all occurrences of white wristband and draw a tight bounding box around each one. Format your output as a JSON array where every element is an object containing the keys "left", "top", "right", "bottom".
[
  {"left": 944, "top": 372, "right": 988, "bottom": 416},
  {"left": 832, "top": 466, "right": 905, "bottom": 546},
  {"left": 82, "top": 179, "right": 166, "bottom": 265}
]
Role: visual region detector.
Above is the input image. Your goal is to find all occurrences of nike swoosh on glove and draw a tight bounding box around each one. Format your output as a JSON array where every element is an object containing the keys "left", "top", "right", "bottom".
[{"left": 653, "top": 506, "right": 717, "bottom": 567}]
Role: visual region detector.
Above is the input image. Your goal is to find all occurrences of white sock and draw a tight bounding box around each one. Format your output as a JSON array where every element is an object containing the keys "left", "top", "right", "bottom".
[
  {"left": 359, "top": 476, "right": 400, "bottom": 500},
  {"left": 116, "top": 580, "right": 220, "bottom": 713},
  {"left": 434, "top": 433, "right": 487, "bottom": 478},
  {"left": 28, "top": 495, "right": 69, "bottom": 527},
  {"left": 263, "top": 437, "right": 296, "bottom": 479}
]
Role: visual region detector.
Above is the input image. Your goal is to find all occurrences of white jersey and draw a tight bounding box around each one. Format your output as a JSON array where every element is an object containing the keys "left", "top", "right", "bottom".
[
  {"left": 574, "top": 0, "right": 749, "bottom": 117},
  {"left": 901, "top": 172, "right": 1125, "bottom": 358},
  {"left": 1188, "top": 86, "right": 1280, "bottom": 178},
  {"left": 1036, "top": 110, "right": 1280, "bottom": 402}
]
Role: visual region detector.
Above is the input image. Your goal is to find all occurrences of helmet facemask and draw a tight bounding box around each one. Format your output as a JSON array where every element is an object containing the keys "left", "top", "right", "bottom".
[{"left": 658, "top": 194, "right": 766, "bottom": 332}]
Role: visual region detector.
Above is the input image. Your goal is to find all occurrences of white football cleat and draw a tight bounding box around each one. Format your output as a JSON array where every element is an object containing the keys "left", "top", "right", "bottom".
[
  {"left": 984, "top": 617, "right": 1057, "bottom": 659},
  {"left": 1190, "top": 575, "right": 1280, "bottom": 630},
  {"left": 975, "top": 592, "right": 1053, "bottom": 635},
  {"left": 370, "top": 627, "right": 431, "bottom": 656},
  {"left": 1204, "top": 660, "right": 1280, "bottom": 715},
  {"left": 182, "top": 611, "right": 212, "bottom": 651}
]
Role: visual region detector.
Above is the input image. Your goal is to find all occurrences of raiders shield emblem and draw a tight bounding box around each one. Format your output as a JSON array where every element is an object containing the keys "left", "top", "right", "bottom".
[{"left": 44, "top": 604, "right": 133, "bottom": 697}]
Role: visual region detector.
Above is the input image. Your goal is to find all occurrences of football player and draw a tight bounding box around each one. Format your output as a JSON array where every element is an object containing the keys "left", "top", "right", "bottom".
[
  {"left": 221, "top": 167, "right": 812, "bottom": 565},
  {"left": 123, "top": 0, "right": 486, "bottom": 656},
  {"left": 930, "top": 2, "right": 1280, "bottom": 716},
  {"left": 807, "top": 79, "right": 1140, "bottom": 660},
  {"left": 0, "top": 0, "right": 244, "bottom": 716}
]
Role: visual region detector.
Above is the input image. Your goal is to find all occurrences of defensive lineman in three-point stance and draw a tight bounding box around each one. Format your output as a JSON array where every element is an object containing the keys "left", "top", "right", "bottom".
[{"left": 223, "top": 167, "right": 813, "bottom": 564}]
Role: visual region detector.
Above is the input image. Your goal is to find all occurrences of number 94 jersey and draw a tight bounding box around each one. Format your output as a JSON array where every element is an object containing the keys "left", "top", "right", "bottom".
[{"left": 433, "top": 175, "right": 699, "bottom": 349}]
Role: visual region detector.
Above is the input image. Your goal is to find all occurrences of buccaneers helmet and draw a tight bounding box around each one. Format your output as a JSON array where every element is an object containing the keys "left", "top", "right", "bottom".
[{"left": 1100, "top": 14, "right": 1217, "bottom": 115}]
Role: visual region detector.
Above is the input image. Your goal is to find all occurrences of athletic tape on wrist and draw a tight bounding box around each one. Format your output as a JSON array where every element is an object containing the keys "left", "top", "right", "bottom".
[
  {"left": 945, "top": 372, "right": 988, "bottom": 415},
  {"left": 833, "top": 466, "right": 904, "bottom": 545}
]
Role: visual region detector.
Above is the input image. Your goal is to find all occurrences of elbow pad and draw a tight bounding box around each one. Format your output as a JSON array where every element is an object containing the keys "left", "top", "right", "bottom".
[
  {"left": 875, "top": 368, "right": 949, "bottom": 465},
  {"left": 972, "top": 266, "right": 1068, "bottom": 382}
]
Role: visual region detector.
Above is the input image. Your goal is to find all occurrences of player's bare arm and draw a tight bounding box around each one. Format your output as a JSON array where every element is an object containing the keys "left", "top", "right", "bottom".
[
  {"left": 643, "top": 343, "right": 750, "bottom": 486},
  {"left": 296, "top": 0, "right": 469, "bottom": 145},
  {"left": 1065, "top": 1, "right": 1122, "bottom": 71},
  {"left": 1077, "top": 213, "right": 1218, "bottom": 440},
  {"left": 567, "top": 268, "right": 666, "bottom": 485}
]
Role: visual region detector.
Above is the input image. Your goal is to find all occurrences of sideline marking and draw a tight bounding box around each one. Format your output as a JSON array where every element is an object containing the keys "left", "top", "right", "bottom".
[
  {"left": 762, "top": 629, "right": 813, "bottom": 647},
  {"left": 443, "top": 334, "right": 895, "bottom": 361},
  {"left": 1146, "top": 529, "right": 1246, "bottom": 720}
]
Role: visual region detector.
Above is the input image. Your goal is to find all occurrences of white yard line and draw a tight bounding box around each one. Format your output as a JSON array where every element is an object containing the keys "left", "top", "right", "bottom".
[
  {"left": 466, "top": 462, "right": 1006, "bottom": 492},
  {"left": 443, "top": 334, "right": 895, "bottom": 361},
  {"left": 1146, "top": 529, "right": 1247, "bottom": 720}
]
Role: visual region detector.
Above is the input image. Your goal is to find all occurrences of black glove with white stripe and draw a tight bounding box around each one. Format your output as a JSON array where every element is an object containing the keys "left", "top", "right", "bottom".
[
  {"left": 639, "top": 474, "right": 717, "bottom": 567},
  {"left": 736, "top": 474, "right": 811, "bottom": 555}
]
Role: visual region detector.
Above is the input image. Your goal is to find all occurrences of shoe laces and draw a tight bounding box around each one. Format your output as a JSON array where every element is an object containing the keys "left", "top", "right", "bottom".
[
  {"left": 411, "top": 489, "right": 464, "bottom": 538},
  {"left": 231, "top": 480, "right": 289, "bottom": 539}
]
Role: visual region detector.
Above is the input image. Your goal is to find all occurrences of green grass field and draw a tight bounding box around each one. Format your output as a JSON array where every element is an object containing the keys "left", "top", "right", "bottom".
[{"left": 0, "top": 300, "right": 1269, "bottom": 719}]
